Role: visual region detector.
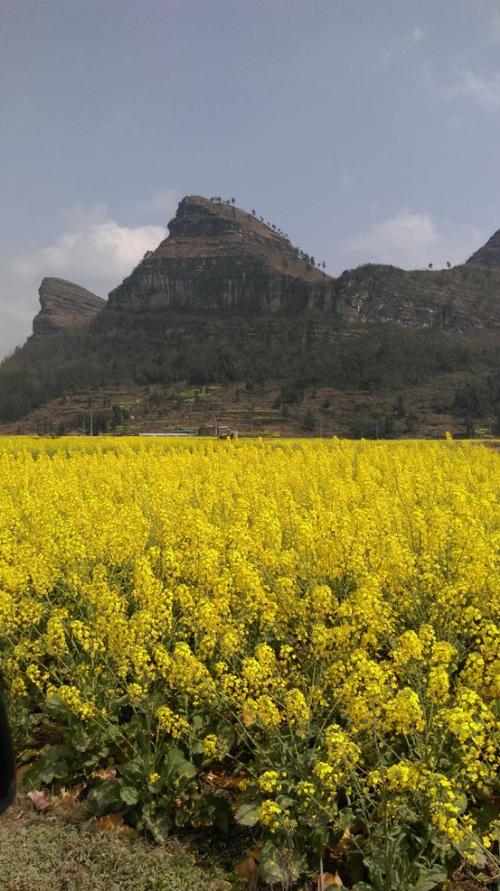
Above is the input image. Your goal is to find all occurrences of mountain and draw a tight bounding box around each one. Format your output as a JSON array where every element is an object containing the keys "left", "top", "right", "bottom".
[
  {"left": 466, "top": 229, "right": 500, "bottom": 269},
  {"left": 0, "top": 196, "right": 499, "bottom": 437},
  {"left": 106, "top": 195, "right": 500, "bottom": 332},
  {"left": 109, "top": 195, "right": 335, "bottom": 312},
  {"left": 333, "top": 262, "right": 500, "bottom": 331},
  {"left": 33, "top": 278, "right": 105, "bottom": 335}
]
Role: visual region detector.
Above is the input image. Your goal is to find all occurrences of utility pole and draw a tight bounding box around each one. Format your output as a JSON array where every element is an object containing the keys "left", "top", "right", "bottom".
[{"left": 90, "top": 410, "right": 93, "bottom": 437}]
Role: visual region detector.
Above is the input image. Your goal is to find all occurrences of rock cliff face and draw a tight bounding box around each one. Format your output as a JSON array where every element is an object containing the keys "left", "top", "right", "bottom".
[
  {"left": 108, "top": 196, "right": 336, "bottom": 313},
  {"left": 334, "top": 263, "right": 500, "bottom": 331},
  {"left": 107, "top": 196, "right": 500, "bottom": 331},
  {"left": 466, "top": 229, "right": 500, "bottom": 268},
  {"left": 33, "top": 278, "right": 105, "bottom": 335},
  {"left": 21, "top": 200, "right": 500, "bottom": 345}
]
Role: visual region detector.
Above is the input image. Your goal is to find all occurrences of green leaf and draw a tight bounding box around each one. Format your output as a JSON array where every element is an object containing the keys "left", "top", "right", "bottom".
[
  {"left": 259, "top": 841, "right": 304, "bottom": 885},
  {"left": 118, "top": 759, "right": 145, "bottom": 784},
  {"left": 191, "top": 714, "right": 205, "bottom": 733},
  {"left": 174, "top": 808, "right": 190, "bottom": 828},
  {"left": 141, "top": 804, "right": 172, "bottom": 843},
  {"left": 338, "top": 807, "right": 352, "bottom": 827},
  {"left": 72, "top": 730, "right": 93, "bottom": 753},
  {"left": 276, "top": 795, "right": 294, "bottom": 809},
  {"left": 411, "top": 867, "right": 449, "bottom": 891},
  {"left": 88, "top": 779, "right": 123, "bottom": 813},
  {"left": 120, "top": 785, "right": 139, "bottom": 806},
  {"left": 25, "top": 744, "right": 71, "bottom": 785},
  {"left": 234, "top": 801, "right": 260, "bottom": 827},
  {"left": 457, "top": 831, "right": 487, "bottom": 866},
  {"left": 216, "top": 720, "right": 236, "bottom": 748},
  {"left": 259, "top": 843, "right": 285, "bottom": 885},
  {"left": 164, "top": 746, "right": 196, "bottom": 780}
]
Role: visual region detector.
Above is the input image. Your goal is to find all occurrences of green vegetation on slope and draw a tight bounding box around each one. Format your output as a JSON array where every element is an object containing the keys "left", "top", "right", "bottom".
[{"left": 1, "top": 309, "right": 498, "bottom": 423}]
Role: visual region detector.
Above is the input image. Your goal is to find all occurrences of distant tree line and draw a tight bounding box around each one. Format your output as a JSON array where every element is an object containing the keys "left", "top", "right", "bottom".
[
  {"left": 0, "top": 312, "right": 498, "bottom": 426},
  {"left": 208, "top": 197, "right": 326, "bottom": 270}
]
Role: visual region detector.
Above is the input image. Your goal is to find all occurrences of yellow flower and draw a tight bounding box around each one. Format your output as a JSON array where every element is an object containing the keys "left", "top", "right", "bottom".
[
  {"left": 0, "top": 436, "right": 497, "bottom": 857},
  {"left": 259, "top": 799, "right": 282, "bottom": 832},
  {"left": 258, "top": 770, "right": 281, "bottom": 793},
  {"left": 155, "top": 705, "right": 189, "bottom": 738}
]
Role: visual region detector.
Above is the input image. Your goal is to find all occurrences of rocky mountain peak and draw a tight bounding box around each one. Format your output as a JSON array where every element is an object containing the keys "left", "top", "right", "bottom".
[
  {"left": 165, "top": 195, "right": 307, "bottom": 253},
  {"left": 167, "top": 195, "right": 249, "bottom": 239},
  {"left": 466, "top": 229, "right": 500, "bottom": 268},
  {"left": 108, "top": 195, "right": 334, "bottom": 312},
  {"left": 153, "top": 195, "right": 332, "bottom": 279},
  {"left": 33, "top": 277, "right": 106, "bottom": 335}
]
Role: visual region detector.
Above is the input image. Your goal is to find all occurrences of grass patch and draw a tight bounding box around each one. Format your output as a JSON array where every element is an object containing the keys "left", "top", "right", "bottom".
[{"left": 0, "top": 797, "right": 235, "bottom": 891}]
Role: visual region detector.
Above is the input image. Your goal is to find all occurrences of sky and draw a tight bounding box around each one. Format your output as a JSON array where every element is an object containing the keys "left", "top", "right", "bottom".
[{"left": 1, "top": 0, "right": 500, "bottom": 359}]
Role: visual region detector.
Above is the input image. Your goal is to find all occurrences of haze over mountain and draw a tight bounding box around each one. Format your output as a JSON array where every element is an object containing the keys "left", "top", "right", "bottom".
[{"left": 0, "top": 195, "right": 498, "bottom": 438}]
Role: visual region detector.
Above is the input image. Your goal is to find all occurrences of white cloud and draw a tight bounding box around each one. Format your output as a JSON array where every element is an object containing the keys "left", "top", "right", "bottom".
[
  {"left": 342, "top": 212, "right": 483, "bottom": 270},
  {"left": 12, "top": 205, "right": 165, "bottom": 288},
  {"left": 445, "top": 70, "right": 500, "bottom": 110},
  {"left": 0, "top": 205, "right": 165, "bottom": 360},
  {"left": 412, "top": 27, "right": 423, "bottom": 44}
]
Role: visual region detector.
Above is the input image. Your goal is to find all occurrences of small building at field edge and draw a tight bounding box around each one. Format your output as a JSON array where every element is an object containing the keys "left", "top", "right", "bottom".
[{"left": 198, "top": 425, "right": 238, "bottom": 439}]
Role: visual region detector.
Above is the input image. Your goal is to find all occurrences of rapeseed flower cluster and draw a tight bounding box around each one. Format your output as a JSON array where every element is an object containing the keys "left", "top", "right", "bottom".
[{"left": 0, "top": 436, "right": 498, "bottom": 881}]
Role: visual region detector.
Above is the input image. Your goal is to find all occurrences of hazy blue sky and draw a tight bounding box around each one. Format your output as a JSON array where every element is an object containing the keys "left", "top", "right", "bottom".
[{"left": 1, "top": 0, "right": 500, "bottom": 358}]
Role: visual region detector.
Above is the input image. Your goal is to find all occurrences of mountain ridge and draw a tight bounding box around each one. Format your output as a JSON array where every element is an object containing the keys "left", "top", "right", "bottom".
[
  {"left": 466, "top": 228, "right": 500, "bottom": 268},
  {"left": 33, "top": 277, "right": 105, "bottom": 336},
  {"left": 105, "top": 195, "right": 500, "bottom": 330},
  {"left": 108, "top": 195, "right": 335, "bottom": 313},
  {"left": 1, "top": 194, "right": 499, "bottom": 435}
]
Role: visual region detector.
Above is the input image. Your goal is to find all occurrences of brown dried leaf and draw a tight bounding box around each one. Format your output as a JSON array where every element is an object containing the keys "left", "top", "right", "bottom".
[
  {"left": 92, "top": 766, "right": 117, "bottom": 781},
  {"left": 91, "top": 813, "right": 138, "bottom": 839},
  {"left": 313, "top": 872, "right": 344, "bottom": 889},
  {"left": 244, "top": 843, "right": 263, "bottom": 861},
  {"left": 241, "top": 709, "right": 255, "bottom": 727},
  {"left": 16, "top": 764, "right": 32, "bottom": 786},
  {"left": 329, "top": 827, "right": 352, "bottom": 859},
  {"left": 95, "top": 813, "right": 124, "bottom": 831},
  {"left": 52, "top": 783, "right": 86, "bottom": 816},
  {"left": 202, "top": 771, "right": 244, "bottom": 793},
  {"left": 58, "top": 783, "right": 85, "bottom": 803},
  {"left": 234, "top": 856, "right": 258, "bottom": 880}
]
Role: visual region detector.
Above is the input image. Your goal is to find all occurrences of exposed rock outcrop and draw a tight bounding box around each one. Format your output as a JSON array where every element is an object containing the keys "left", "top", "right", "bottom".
[
  {"left": 33, "top": 278, "right": 106, "bottom": 335},
  {"left": 107, "top": 196, "right": 500, "bottom": 331},
  {"left": 466, "top": 229, "right": 500, "bottom": 268},
  {"left": 108, "top": 196, "right": 336, "bottom": 313},
  {"left": 334, "top": 263, "right": 500, "bottom": 331}
]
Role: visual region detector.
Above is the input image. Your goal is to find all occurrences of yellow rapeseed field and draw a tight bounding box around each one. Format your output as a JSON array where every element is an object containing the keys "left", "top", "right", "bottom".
[{"left": 0, "top": 436, "right": 498, "bottom": 887}]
